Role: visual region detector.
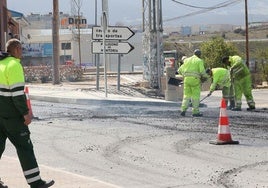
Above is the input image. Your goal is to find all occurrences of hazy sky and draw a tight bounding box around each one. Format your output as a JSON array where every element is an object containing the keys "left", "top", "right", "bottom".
[{"left": 7, "top": 0, "right": 268, "bottom": 26}]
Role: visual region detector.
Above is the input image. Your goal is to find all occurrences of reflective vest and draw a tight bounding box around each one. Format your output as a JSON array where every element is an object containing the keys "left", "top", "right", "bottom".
[
  {"left": 229, "top": 56, "right": 250, "bottom": 80},
  {"left": 178, "top": 55, "right": 206, "bottom": 79},
  {"left": 210, "top": 68, "right": 230, "bottom": 91},
  {"left": 0, "top": 56, "right": 28, "bottom": 118}
]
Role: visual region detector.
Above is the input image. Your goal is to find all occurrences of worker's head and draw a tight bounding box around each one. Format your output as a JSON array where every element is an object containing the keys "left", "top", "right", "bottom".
[
  {"left": 6, "top": 38, "right": 22, "bottom": 59},
  {"left": 222, "top": 56, "right": 230, "bottom": 66},
  {"left": 206, "top": 68, "right": 212, "bottom": 76},
  {"left": 194, "top": 49, "right": 201, "bottom": 57}
]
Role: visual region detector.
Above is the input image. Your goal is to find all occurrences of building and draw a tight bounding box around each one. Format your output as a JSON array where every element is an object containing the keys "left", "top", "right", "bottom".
[
  {"left": 165, "top": 24, "right": 239, "bottom": 37},
  {"left": 0, "top": 0, "right": 23, "bottom": 51},
  {"left": 0, "top": 0, "right": 8, "bottom": 51},
  {"left": 181, "top": 26, "right": 191, "bottom": 36},
  {"left": 0, "top": 0, "right": 29, "bottom": 52},
  {"left": 20, "top": 13, "right": 91, "bottom": 67}
]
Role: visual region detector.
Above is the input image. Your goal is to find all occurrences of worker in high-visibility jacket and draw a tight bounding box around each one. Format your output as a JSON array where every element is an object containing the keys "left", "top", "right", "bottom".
[
  {"left": 206, "top": 67, "right": 235, "bottom": 108},
  {"left": 222, "top": 55, "right": 255, "bottom": 111},
  {"left": 0, "top": 39, "right": 54, "bottom": 188},
  {"left": 178, "top": 49, "right": 208, "bottom": 117}
]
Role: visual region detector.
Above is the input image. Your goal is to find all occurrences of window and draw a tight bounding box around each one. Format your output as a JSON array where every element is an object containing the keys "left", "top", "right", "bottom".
[{"left": 61, "top": 43, "right": 71, "bottom": 50}]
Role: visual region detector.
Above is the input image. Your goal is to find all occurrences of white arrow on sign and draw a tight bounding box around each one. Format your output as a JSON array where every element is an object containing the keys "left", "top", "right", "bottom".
[
  {"left": 92, "top": 26, "right": 135, "bottom": 40},
  {"left": 92, "top": 41, "right": 134, "bottom": 54}
]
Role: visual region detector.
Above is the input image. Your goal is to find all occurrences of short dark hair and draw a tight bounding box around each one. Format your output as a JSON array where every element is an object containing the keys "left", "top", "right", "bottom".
[
  {"left": 6, "top": 38, "right": 21, "bottom": 53},
  {"left": 222, "top": 56, "right": 229, "bottom": 64}
]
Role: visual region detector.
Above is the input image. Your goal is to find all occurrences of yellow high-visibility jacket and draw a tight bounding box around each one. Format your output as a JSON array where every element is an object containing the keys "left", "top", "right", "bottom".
[
  {"left": 0, "top": 56, "right": 28, "bottom": 118},
  {"left": 178, "top": 55, "right": 207, "bottom": 80},
  {"left": 210, "top": 68, "right": 231, "bottom": 92},
  {"left": 228, "top": 55, "right": 250, "bottom": 80}
]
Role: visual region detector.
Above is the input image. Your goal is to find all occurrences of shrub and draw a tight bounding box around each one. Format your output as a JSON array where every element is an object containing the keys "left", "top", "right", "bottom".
[{"left": 24, "top": 65, "right": 83, "bottom": 83}]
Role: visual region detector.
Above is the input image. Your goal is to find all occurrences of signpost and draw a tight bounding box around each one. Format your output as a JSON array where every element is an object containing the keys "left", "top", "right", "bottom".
[
  {"left": 92, "top": 26, "right": 135, "bottom": 40},
  {"left": 92, "top": 41, "right": 134, "bottom": 54},
  {"left": 92, "top": 24, "right": 135, "bottom": 96},
  {"left": 92, "top": 26, "right": 135, "bottom": 55}
]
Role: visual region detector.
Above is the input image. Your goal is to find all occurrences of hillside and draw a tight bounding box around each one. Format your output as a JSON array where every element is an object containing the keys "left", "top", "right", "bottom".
[{"left": 164, "top": 25, "right": 268, "bottom": 57}]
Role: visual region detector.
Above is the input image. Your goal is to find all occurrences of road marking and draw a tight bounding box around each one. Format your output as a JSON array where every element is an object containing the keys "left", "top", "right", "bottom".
[{"left": 2, "top": 155, "right": 121, "bottom": 188}]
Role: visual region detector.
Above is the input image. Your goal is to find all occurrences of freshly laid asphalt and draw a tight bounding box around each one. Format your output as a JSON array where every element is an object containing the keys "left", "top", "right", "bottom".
[
  {"left": 1, "top": 82, "right": 268, "bottom": 188},
  {"left": 1, "top": 82, "right": 174, "bottom": 188}
]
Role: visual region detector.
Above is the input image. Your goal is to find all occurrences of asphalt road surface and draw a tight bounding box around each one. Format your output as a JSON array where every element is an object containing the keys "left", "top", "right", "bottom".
[{"left": 3, "top": 96, "right": 268, "bottom": 188}]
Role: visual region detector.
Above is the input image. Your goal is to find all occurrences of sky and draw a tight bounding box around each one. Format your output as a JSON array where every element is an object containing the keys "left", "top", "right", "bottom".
[{"left": 7, "top": 0, "right": 268, "bottom": 27}]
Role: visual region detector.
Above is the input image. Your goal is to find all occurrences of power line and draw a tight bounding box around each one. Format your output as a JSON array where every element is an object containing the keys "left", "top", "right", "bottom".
[
  {"left": 165, "top": 0, "right": 242, "bottom": 23},
  {"left": 171, "top": 0, "right": 240, "bottom": 9}
]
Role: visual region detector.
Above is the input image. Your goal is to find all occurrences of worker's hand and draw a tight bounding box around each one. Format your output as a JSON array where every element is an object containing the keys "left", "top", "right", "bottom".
[
  {"left": 24, "top": 113, "right": 32, "bottom": 126},
  {"left": 207, "top": 91, "right": 212, "bottom": 97}
]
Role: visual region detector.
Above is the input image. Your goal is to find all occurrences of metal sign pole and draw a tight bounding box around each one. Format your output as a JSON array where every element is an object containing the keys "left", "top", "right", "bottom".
[
  {"left": 102, "top": 0, "right": 108, "bottom": 97},
  {"left": 102, "top": 11, "right": 108, "bottom": 97},
  {"left": 95, "top": 0, "right": 100, "bottom": 90},
  {"left": 117, "top": 54, "right": 121, "bottom": 91}
]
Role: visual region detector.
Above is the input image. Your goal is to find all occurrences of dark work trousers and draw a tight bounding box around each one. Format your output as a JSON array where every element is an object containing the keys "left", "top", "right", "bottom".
[{"left": 0, "top": 116, "right": 42, "bottom": 188}]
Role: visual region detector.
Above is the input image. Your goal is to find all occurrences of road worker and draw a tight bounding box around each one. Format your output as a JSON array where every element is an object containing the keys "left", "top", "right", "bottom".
[
  {"left": 178, "top": 49, "right": 208, "bottom": 117},
  {"left": 206, "top": 67, "right": 235, "bottom": 108},
  {"left": 222, "top": 55, "right": 255, "bottom": 111},
  {"left": 0, "top": 39, "right": 54, "bottom": 188}
]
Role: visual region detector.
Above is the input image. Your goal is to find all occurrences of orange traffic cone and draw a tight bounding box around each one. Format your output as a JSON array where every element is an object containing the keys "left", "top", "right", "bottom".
[
  {"left": 209, "top": 98, "right": 239, "bottom": 145},
  {"left": 24, "top": 86, "right": 33, "bottom": 118}
]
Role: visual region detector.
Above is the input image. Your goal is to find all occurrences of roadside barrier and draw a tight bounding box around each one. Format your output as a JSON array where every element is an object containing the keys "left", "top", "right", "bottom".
[{"left": 209, "top": 98, "right": 239, "bottom": 145}]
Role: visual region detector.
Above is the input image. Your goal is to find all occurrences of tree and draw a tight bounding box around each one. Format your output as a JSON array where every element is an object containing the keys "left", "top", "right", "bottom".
[
  {"left": 200, "top": 37, "right": 239, "bottom": 68},
  {"left": 71, "top": 0, "right": 83, "bottom": 68}
]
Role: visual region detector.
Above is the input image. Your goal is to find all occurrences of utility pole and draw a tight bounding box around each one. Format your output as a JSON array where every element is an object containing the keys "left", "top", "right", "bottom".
[
  {"left": 245, "top": 0, "right": 249, "bottom": 67},
  {"left": 142, "top": 0, "right": 163, "bottom": 89},
  {"left": 52, "top": 0, "right": 60, "bottom": 84}
]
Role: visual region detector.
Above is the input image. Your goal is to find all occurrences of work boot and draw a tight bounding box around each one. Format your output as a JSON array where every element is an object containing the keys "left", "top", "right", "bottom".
[
  {"left": 247, "top": 106, "right": 256, "bottom": 111},
  {"left": 37, "top": 180, "right": 55, "bottom": 188},
  {"left": 192, "top": 113, "right": 203, "bottom": 117},
  {"left": 231, "top": 107, "right": 241, "bottom": 111},
  {"left": 228, "top": 99, "right": 235, "bottom": 110},
  {"left": 180, "top": 111, "right": 186, "bottom": 116},
  {"left": 227, "top": 105, "right": 235, "bottom": 110},
  {"left": 0, "top": 179, "right": 8, "bottom": 188}
]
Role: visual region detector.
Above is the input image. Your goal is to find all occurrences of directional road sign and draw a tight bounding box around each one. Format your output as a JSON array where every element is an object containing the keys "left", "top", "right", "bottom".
[
  {"left": 92, "top": 41, "right": 134, "bottom": 54},
  {"left": 92, "top": 26, "right": 135, "bottom": 40}
]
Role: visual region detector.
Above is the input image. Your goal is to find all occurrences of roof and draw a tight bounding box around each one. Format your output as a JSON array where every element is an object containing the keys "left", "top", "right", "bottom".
[
  {"left": 9, "top": 9, "right": 29, "bottom": 26},
  {"left": 9, "top": 10, "right": 24, "bottom": 18}
]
